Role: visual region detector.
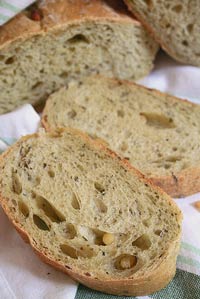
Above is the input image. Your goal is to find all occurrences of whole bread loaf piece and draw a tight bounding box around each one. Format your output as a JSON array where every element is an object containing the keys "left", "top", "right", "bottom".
[
  {"left": 0, "top": 0, "right": 158, "bottom": 114},
  {"left": 0, "top": 128, "right": 182, "bottom": 296},
  {"left": 124, "top": 0, "right": 200, "bottom": 66},
  {"left": 42, "top": 76, "right": 200, "bottom": 197}
]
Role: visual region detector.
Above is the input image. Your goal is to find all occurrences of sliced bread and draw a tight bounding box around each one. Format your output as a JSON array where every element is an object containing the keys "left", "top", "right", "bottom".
[
  {"left": 0, "top": 128, "right": 182, "bottom": 296},
  {"left": 0, "top": 0, "right": 158, "bottom": 114},
  {"left": 124, "top": 0, "right": 200, "bottom": 66},
  {"left": 42, "top": 76, "right": 200, "bottom": 197}
]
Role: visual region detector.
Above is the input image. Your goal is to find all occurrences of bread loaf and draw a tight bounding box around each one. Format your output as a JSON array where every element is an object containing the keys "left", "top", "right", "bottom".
[
  {"left": 0, "top": 128, "right": 182, "bottom": 296},
  {"left": 42, "top": 76, "right": 200, "bottom": 197},
  {"left": 0, "top": 0, "right": 158, "bottom": 114},
  {"left": 124, "top": 0, "right": 200, "bottom": 66}
]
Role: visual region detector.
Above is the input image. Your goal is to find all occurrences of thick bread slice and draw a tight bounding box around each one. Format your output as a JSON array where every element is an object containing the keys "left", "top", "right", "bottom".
[
  {"left": 42, "top": 76, "right": 200, "bottom": 198},
  {"left": 0, "top": 0, "right": 158, "bottom": 114},
  {"left": 124, "top": 0, "right": 200, "bottom": 66},
  {"left": 0, "top": 128, "right": 181, "bottom": 296}
]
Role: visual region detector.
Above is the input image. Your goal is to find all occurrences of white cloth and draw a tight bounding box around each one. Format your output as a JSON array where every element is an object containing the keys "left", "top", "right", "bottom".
[{"left": 0, "top": 52, "right": 200, "bottom": 298}]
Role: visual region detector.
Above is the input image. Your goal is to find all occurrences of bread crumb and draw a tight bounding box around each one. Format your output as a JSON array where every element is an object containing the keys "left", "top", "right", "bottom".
[{"left": 192, "top": 201, "right": 200, "bottom": 212}]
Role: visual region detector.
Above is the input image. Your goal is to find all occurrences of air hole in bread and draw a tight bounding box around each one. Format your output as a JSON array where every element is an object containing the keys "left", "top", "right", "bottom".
[
  {"left": 33, "top": 214, "right": 49, "bottom": 231},
  {"left": 154, "top": 229, "right": 162, "bottom": 236},
  {"left": 114, "top": 254, "right": 137, "bottom": 270},
  {"left": 140, "top": 113, "right": 176, "bottom": 129},
  {"left": 48, "top": 169, "right": 55, "bottom": 178},
  {"left": 67, "top": 34, "right": 89, "bottom": 44},
  {"left": 18, "top": 200, "right": 29, "bottom": 218},
  {"left": 0, "top": 55, "right": 5, "bottom": 61},
  {"left": 94, "top": 182, "right": 105, "bottom": 195},
  {"left": 5, "top": 56, "right": 15, "bottom": 64},
  {"left": 182, "top": 40, "right": 189, "bottom": 47},
  {"left": 71, "top": 193, "right": 81, "bottom": 210},
  {"left": 117, "top": 110, "right": 125, "bottom": 117},
  {"left": 60, "top": 244, "right": 95, "bottom": 259},
  {"left": 64, "top": 223, "right": 77, "bottom": 239},
  {"left": 31, "top": 191, "right": 36, "bottom": 198},
  {"left": 31, "top": 81, "right": 43, "bottom": 90},
  {"left": 12, "top": 170, "right": 22, "bottom": 194},
  {"left": 172, "top": 4, "right": 183, "bottom": 13},
  {"left": 36, "top": 196, "right": 65, "bottom": 223},
  {"left": 172, "top": 147, "right": 178, "bottom": 152},
  {"left": 165, "top": 23, "right": 171, "bottom": 29},
  {"left": 60, "top": 244, "right": 78, "bottom": 259},
  {"left": 187, "top": 23, "right": 194, "bottom": 33},
  {"left": 165, "top": 156, "right": 182, "bottom": 163},
  {"left": 132, "top": 234, "right": 151, "bottom": 250},
  {"left": 68, "top": 109, "right": 77, "bottom": 119},
  {"left": 59, "top": 71, "right": 68, "bottom": 79},
  {"left": 95, "top": 199, "right": 107, "bottom": 213}
]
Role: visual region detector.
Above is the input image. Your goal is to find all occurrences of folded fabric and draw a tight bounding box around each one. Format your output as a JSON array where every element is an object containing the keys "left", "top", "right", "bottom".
[
  {"left": 140, "top": 51, "right": 200, "bottom": 104},
  {"left": 0, "top": 0, "right": 35, "bottom": 26}
]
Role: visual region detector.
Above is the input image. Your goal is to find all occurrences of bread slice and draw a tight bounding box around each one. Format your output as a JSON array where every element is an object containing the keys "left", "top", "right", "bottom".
[
  {"left": 0, "top": 0, "right": 158, "bottom": 114},
  {"left": 124, "top": 0, "right": 200, "bottom": 66},
  {"left": 0, "top": 128, "right": 181, "bottom": 296},
  {"left": 42, "top": 76, "right": 200, "bottom": 198}
]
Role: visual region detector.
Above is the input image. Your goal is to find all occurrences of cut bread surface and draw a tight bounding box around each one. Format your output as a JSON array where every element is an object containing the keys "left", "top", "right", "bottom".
[
  {"left": 0, "top": 0, "right": 158, "bottom": 114},
  {"left": 0, "top": 129, "right": 182, "bottom": 296},
  {"left": 42, "top": 76, "right": 200, "bottom": 197},
  {"left": 125, "top": 0, "right": 200, "bottom": 66}
]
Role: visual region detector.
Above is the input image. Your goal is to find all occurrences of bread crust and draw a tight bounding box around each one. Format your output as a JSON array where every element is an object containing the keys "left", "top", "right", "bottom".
[
  {"left": 0, "top": 0, "right": 140, "bottom": 50},
  {"left": 124, "top": 0, "right": 200, "bottom": 66},
  {"left": 0, "top": 128, "right": 182, "bottom": 296},
  {"left": 42, "top": 76, "right": 200, "bottom": 198}
]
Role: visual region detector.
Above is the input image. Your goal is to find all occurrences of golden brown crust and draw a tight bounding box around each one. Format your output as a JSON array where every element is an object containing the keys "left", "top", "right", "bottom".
[
  {"left": 42, "top": 75, "right": 200, "bottom": 198},
  {"left": 151, "top": 168, "right": 200, "bottom": 198},
  {"left": 0, "top": 0, "right": 139, "bottom": 49},
  {"left": 0, "top": 127, "right": 182, "bottom": 296}
]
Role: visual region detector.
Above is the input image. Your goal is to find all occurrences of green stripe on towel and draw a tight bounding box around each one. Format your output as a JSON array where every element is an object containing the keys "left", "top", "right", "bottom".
[
  {"left": 150, "top": 269, "right": 200, "bottom": 299},
  {"left": 178, "top": 255, "right": 200, "bottom": 268},
  {"left": 75, "top": 284, "right": 136, "bottom": 299},
  {"left": 0, "top": 0, "right": 18, "bottom": 13},
  {"left": 181, "top": 242, "right": 200, "bottom": 256},
  {"left": 75, "top": 269, "right": 200, "bottom": 299},
  {"left": 0, "top": 13, "right": 8, "bottom": 21},
  {"left": 0, "top": 138, "right": 16, "bottom": 145}
]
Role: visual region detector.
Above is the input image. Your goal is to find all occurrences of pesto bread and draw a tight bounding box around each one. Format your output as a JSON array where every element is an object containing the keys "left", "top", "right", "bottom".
[
  {"left": 124, "top": 0, "right": 200, "bottom": 66},
  {"left": 42, "top": 76, "right": 200, "bottom": 197},
  {"left": 0, "top": 128, "right": 182, "bottom": 296},
  {"left": 0, "top": 0, "right": 158, "bottom": 114}
]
